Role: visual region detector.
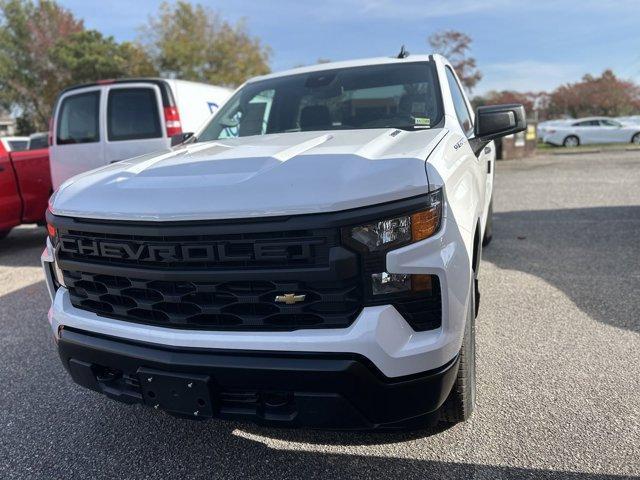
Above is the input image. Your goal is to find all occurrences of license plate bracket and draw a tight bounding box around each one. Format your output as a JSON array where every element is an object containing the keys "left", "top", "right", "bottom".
[{"left": 137, "top": 368, "right": 214, "bottom": 418}]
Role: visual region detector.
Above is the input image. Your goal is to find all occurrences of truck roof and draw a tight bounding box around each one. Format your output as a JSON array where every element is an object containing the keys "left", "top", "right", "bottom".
[{"left": 248, "top": 54, "right": 439, "bottom": 83}]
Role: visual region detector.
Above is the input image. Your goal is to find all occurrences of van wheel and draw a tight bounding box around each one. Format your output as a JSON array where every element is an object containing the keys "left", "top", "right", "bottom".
[
  {"left": 563, "top": 135, "right": 579, "bottom": 147},
  {"left": 632, "top": 133, "right": 640, "bottom": 145},
  {"left": 440, "top": 283, "right": 477, "bottom": 424},
  {"left": 0, "top": 229, "right": 10, "bottom": 240},
  {"left": 482, "top": 200, "right": 493, "bottom": 247}
]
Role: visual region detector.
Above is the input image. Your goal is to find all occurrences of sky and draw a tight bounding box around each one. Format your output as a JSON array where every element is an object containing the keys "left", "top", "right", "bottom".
[{"left": 58, "top": 0, "right": 640, "bottom": 95}]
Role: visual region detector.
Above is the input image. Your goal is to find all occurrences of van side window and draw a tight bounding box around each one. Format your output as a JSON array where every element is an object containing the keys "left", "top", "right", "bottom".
[
  {"left": 57, "top": 91, "right": 100, "bottom": 145},
  {"left": 445, "top": 67, "right": 473, "bottom": 137},
  {"left": 108, "top": 88, "right": 162, "bottom": 141}
]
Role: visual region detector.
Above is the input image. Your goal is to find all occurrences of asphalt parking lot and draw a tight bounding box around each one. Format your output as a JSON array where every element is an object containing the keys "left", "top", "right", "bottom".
[{"left": 0, "top": 151, "right": 638, "bottom": 480}]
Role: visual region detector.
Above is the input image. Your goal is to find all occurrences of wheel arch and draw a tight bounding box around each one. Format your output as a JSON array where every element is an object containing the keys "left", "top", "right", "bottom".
[
  {"left": 472, "top": 220, "right": 481, "bottom": 277},
  {"left": 564, "top": 134, "right": 580, "bottom": 145}
]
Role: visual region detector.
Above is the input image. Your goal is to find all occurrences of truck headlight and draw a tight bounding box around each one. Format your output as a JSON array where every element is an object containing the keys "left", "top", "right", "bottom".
[
  {"left": 52, "top": 258, "right": 66, "bottom": 288},
  {"left": 342, "top": 190, "right": 443, "bottom": 298},
  {"left": 347, "top": 189, "right": 442, "bottom": 252}
]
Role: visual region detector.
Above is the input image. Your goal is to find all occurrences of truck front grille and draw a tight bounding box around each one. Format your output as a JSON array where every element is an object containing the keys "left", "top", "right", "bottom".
[
  {"left": 51, "top": 195, "right": 443, "bottom": 332},
  {"left": 63, "top": 270, "right": 362, "bottom": 331}
]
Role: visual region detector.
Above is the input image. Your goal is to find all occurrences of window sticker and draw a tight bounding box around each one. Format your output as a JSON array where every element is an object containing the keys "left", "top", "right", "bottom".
[{"left": 414, "top": 117, "right": 431, "bottom": 127}]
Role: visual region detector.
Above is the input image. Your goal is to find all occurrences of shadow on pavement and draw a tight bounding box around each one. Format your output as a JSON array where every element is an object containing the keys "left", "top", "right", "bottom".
[
  {"left": 483, "top": 206, "right": 640, "bottom": 333},
  {"left": 0, "top": 281, "right": 637, "bottom": 479}
]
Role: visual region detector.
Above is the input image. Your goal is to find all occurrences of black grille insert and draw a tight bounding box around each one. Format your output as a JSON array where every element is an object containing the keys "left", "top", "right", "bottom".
[
  {"left": 392, "top": 276, "right": 442, "bottom": 331},
  {"left": 64, "top": 270, "right": 362, "bottom": 331}
]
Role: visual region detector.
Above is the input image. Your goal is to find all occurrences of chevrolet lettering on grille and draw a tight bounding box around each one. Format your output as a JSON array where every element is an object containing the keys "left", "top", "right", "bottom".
[{"left": 58, "top": 237, "right": 322, "bottom": 263}]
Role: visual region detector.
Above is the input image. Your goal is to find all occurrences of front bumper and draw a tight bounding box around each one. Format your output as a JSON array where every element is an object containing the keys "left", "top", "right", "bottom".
[{"left": 58, "top": 327, "right": 459, "bottom": 429}]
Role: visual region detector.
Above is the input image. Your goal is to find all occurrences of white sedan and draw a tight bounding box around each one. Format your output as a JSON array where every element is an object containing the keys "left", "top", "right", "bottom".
[{"left": 541, "top": 117, "right": 640, "bottom": 147}]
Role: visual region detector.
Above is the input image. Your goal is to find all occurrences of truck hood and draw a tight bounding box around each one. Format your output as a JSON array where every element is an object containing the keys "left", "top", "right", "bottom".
[{"left": 52, "top": 128, "right": 445, "bottom": 221}]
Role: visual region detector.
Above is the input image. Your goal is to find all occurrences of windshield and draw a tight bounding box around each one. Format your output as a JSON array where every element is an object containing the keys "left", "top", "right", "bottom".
[{"left": 197, "top": 62, "right": 442, "bottom": 142}]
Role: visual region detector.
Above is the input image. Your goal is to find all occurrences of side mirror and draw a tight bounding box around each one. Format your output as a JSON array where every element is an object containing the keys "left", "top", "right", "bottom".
[
  {"left": 170, "top": 132, "right": 194, "bottom": 147},
  {"left": 470, "top": 104, "right": 526, "bottom": 156}
]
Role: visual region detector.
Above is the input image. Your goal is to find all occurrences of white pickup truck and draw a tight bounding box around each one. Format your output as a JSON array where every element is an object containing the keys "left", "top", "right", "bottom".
[{"left": 42, "top": 53, "right": 525, "bottom": 429}]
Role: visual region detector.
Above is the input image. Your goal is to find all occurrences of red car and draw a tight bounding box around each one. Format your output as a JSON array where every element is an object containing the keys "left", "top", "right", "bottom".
[{"left": 0, "top": 140, "right": 51, "bottom": 239}]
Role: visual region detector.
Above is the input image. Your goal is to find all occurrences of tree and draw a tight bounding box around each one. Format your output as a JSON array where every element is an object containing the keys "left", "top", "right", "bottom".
[
  {"left": 547, "top": 70, "right": 640, "bottom": 118},
  {"left": 50, "top": 30, "right": 157, "bottom": 83},
  {"left": 0, "top": 0, "right": 83, "bottom": 128},
  {"left": 140, "top": 1, "right": 271, "bottom": 87},
  {"left": 428, "top": 30, "right": 482, "bottom": 92},
  {"left": 0, "top": 0, "right": 158, "bottom": 131}
]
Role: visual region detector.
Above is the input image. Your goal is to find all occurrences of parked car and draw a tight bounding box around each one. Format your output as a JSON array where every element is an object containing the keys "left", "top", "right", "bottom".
[
  {"left": 541, "top": 116, "right": 640, "bottom": 147},
  {"left": 536, "top": 119, "right": 571, "bottom": 139},
  {"left": 0, "top": 136, "right": 51, "bottom": 239},
  {"left": 27, "top": 132, "right": 49, "bottom": 150},
  {"left": 43, "top": 54, "right": 525, "bottom": 428},
  {"left": 0, "top": 136, "right": 29, "bottom": 152},
  {"left": 49, "top": 78, "right": 232, "bottom": 189}
]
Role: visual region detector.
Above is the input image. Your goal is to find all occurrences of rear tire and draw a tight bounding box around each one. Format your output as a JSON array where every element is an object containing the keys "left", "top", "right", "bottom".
[
  {"left": 482, "top": 200, "right": 493, "bottom": 247},
  {"left": 563, "top": 135, "right": 579, "bottom": 147},
  {"left": 632, "top": 133, "right": 640, "bottom": 145},
  {"left": 0, "top": 229, "right": 10, "bottom": 240},
  {"left": 440, "top": 283, "right": 477, "bottom": 424}
]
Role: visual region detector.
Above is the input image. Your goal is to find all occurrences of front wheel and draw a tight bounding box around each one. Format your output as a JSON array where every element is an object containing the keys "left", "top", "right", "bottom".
[
  {"left": 632, "top": 133, "right": 640, "bottom": 145},
  {"left": 440, "top": 283, "right": 477, "bottom": 424},
  {"left": 0, "top": 229, "right": 11, "bottom": 240},
  {"left": 563, "top": 135, "right": 579, "bottom": 147}
]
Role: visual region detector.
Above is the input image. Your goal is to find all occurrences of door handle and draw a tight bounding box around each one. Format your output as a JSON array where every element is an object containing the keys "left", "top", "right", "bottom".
[{"left": 0, "top": 165, "right": 5, "bottom": 172}]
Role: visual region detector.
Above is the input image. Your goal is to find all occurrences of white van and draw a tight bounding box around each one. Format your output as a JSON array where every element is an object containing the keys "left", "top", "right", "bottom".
[{"left": 49, "top": 78, "right": 232, "bottom": 189}]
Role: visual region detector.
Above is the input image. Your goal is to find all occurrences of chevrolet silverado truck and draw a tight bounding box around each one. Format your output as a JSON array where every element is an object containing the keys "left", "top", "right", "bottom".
[
  {"left": 0, "top": 139, "right": 51, "bottom": 239},
  {"left": 42, "top": 54, "right": 525, "bottom": 429}
]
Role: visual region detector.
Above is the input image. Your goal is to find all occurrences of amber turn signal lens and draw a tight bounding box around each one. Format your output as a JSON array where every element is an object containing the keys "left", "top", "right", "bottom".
[
  {"left": 411, "top": 274, "right": 433, "bottom": 293},
  {"left": 47, "top": 223, "right": 56, "bottom": 238},
  {"left": 411, "top": 207, "right": 440, "bottom": 241}
]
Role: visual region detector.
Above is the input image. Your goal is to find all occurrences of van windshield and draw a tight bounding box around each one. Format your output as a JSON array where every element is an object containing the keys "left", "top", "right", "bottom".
[{"left": 196, "top": 62, "right": 442, "bottom": 142}]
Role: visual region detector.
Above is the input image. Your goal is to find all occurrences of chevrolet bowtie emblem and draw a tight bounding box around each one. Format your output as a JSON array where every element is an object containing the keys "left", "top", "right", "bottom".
[{"left": 275, "top": 293, "right": 306, "bottom": 304}]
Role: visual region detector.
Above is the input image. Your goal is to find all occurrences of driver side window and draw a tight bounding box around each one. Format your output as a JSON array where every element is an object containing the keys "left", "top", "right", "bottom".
[{"left": 445, "top": 67, "right": 473, "bottom": 137}]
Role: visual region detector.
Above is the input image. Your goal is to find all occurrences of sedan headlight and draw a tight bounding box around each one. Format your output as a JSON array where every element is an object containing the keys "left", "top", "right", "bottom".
[{"left": 347, "top": 189, "right": 442, "bottom": 252}]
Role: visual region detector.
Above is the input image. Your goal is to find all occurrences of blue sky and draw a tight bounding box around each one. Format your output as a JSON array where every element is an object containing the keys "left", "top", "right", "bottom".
[{"left": 58, "top": 0, "right": 640, "bottom": 94}]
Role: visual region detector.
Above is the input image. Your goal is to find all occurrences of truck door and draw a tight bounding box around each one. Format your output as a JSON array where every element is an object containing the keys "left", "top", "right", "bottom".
[
  {"left": 0, "top": 143, "right": 21, "bottom": 233},
  {"left": 50, "top": 87, "right": 103, "bottom": 189},
  {"left": 102, "top": 83, "right": 167, "bottom": 164}
]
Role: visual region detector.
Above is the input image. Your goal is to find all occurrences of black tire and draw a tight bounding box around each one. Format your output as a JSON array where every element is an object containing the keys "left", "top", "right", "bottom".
[
  {"left": 0, "top": 229, "right": 10, "bottom": 240},
  {"left": 440, "top": 283, "right": 477, "bottom": 424},
  {"left": 563, "top": 135, "right": 579, "bottom": 147},
  {"left": 482, "top": 200, "right": 493, "bottom": 247},
  {"left": 632, "top": 133, "right": 640, "bottom": 145}
]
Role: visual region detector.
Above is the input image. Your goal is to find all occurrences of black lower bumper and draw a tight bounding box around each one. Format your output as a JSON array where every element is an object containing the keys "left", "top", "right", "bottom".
[{"left": 57, "top": 328, "right": 459, "bottom": 430}]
